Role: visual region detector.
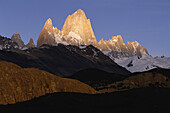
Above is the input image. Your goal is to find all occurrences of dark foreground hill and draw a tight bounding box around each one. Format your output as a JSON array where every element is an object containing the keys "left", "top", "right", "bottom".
[
  {"left": 1, "top": 87, "right": 170, "bottom": 113},
  {"left": 0, "top": 44, "right": 130, "bottom": 76},
  {"left": 69, "top": 68, "right": 127, "bottom": 89},
  {"left": 69, "top": 68, "right": 170, "bottom": 92}
]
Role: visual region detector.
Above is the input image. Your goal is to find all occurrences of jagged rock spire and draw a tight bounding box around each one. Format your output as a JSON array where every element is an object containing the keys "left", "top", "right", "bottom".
[
  {"left": 62, "top": 9, "right": 97, "bottom": 45},
  {"left": 11, "top": 32, "right": 25, "bottom": 48},
  {"left": 26, "top": 38, "right": 35, "bottom": 48},
  {"left": 37, "top": 9, "right": 149, "bottom": 57}
]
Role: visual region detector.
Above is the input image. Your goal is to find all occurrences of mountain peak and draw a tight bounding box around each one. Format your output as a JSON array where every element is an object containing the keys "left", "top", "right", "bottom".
[
  {"left": 37, "top": 9, "right": 149, "bottom": 58},
  {"left": 26, "top": 38, "right": 35, "bottom": 48},
  {"left": 61, "top": 9, "right": 97, "bottom": 45},
  {"left": 30, "top": 38, "right": 33, "bottom": 42},
  {"left": 11, "top": 32, "right": 25, "bottom": 48},
  {"left": 44, "top": 18, "right": 53, "bottom": 29},
  {"left": 46, "top": 18, "right": 52, "bottom": 24},
  {"left": 74, "top": 9, "right": 85, "bottom": 15}
]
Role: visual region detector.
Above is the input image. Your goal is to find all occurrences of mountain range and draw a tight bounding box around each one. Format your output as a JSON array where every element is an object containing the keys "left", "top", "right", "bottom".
[
  {"left": 0, "top": 40, "right": 130, "bottom": 76},
  {"left": 37, "top": 9, "right": 148, "bottom": 58},
  {"left": 0, "top": 9, "right": 169, "bottom": 74},
  {"left": 0, "top": 8, "right": 170, "bottom": 113}
]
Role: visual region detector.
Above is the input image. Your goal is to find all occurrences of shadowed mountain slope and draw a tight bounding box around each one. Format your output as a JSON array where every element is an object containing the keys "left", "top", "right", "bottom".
[
  {"left": 0, "top": 44, "right": 130, "bottom": 77},
  {"left": 69, "top": 68, "right": 127, "bottom": 89}
]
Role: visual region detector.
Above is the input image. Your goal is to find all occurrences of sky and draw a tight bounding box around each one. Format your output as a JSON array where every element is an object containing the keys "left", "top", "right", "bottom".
[{"left": 0, "top": 0, "right": 170, "bottom": 56}]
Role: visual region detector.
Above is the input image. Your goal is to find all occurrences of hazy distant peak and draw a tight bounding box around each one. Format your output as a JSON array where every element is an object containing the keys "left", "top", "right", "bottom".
[
  {"left": 11, "top": 32, "right": 25, "bottom": 48},
  {"left": 26, "top": 38, "right": 35, "bottom": 48}
]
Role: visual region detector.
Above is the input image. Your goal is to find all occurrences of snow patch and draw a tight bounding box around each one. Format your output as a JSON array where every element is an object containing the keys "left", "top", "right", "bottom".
[
  {"left": 113, "top": 39, "right": 118, "bottom": 42},
  {"left": 79, "top": 45, "right": 87, "bottom": 49},
  {"left": 22, "top": 47, "right": 28, "bottom": 50},
  {"left": 68, "top": 32, "right": 82, "bottom": 41},
  {"left": 114, "top": 55, "right": 170, "bottom": 73}
]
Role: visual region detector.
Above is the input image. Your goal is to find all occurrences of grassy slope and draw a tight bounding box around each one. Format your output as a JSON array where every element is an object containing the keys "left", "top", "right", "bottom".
[{"left": 0, "top": 61, "right": 96, "bottom": 105}]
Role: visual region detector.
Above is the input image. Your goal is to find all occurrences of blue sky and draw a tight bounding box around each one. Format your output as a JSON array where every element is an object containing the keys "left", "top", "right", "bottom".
[{"left": 0, "top": 0, "right": 170, "bottom": 56}]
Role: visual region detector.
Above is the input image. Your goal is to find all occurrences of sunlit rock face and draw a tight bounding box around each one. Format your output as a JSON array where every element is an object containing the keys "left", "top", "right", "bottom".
[
  {"left": 98, "top": 35, "right": 125, "bottom": 51},
  {"left": 37, "top": 9, "right": 149, "bottom": 57},
  {"left": 99, "top": 35, "right": 149, "bottom": 57},
  {"left": 11, "top": 32, "right": 25, "bottom": 48},
  {"left": 37, "top": 9, "right": 97, "bottom": 47},
  {"left": 37, "top": 18, "right": 65, "bottom": 47},
  {"left": 62, "top": 9, "right": 97, "bottom": 46},
  {"left": 26, "top": 38, "right": 35, "bottom": 48}
]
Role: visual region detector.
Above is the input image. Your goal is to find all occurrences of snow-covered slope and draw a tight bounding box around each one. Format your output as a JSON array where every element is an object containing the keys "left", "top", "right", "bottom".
[{"left": 113, "top": 54, "right": 170, "bottom": 73}]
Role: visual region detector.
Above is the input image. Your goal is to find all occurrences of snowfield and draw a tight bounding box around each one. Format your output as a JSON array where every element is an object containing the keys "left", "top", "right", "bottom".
[{"left": 103, "top": 51, "right": 170, "bottom": 73}]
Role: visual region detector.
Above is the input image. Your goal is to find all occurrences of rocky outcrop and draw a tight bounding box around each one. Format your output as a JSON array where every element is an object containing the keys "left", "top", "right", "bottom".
[
  {"left": 26, "top": 38, "right": 35, "bottom": 48},
  {"left": 0, "top": 61, "right": 97, "bottom": 105},
  {"left": 0, "top": 35, "right": 19, "bottom": 50},
  {"left": 37, "top": 18, "right": 65, "bottom": 47},
  {"left": 11, "top": 32, "right": 25, "bottom": 48},
  {"left": 100, "top": 35, "right": 149, "bottom": 58}
]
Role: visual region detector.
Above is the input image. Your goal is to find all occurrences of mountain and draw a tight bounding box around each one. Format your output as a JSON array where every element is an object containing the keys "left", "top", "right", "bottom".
[
  {"left": 100, "top": 35, "right": 149, "bottom": 58},
  {"left": 37, "top": 9, "right": 97, "bottom": 47},
  {"left": 113, "top": 54, "right": 170, "bottom": 72},
  {"left": 0, "top": 44, "right": 130, "bottom": 76},
  {"left": 37, "top": 9, "right": 148, "bottom": 58},
  {"left": 37, "top": 18, "right": 65, "bottom": 47},
  {"left": 26, "top": 38, "right": 35, "bottom": 48},
  {"left": 0, "top": 61, "right": 96, "bottom": 105},
  {"left": 0, "top": 35, "right": 19, "bottom": 50},
  {"left": 62, "top": 9, "right": 97, "bottom": 46},
  {"left": 11, "top": 32, "right": 25, "bottom": 48}
]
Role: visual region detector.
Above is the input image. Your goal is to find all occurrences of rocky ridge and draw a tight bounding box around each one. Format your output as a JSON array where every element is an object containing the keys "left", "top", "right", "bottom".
[
  {"left": 0, "top": 35, "right": 19, "bottom": 50},
  {"left": 11, "top": 32, "right": 25, "bottom": 48},
  {"left": 37, "top": 9, "right": 149, "bottom": 57}
]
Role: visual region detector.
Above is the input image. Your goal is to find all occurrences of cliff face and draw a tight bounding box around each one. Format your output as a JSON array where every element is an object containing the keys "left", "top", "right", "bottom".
[
  {"left": 62, "top": 9, "right": 97, "bottom": 45},
  {"left": 37, "top": 18, "right": 57, "bottom": 47},
  {"left": 100, "top": 35, "right": 149, "bottom": 58},
  {"left": 37, "top": 9, "right": 97, "bottom": 47},
  {"left": 0, "top": 61, "right": 96, "bottom": 105},
  {"left": 37, "top": 9, "right": 149, "bottom": 57},
  {"left": 11, "top": 32, "right": 25, "bottom": 48}
]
